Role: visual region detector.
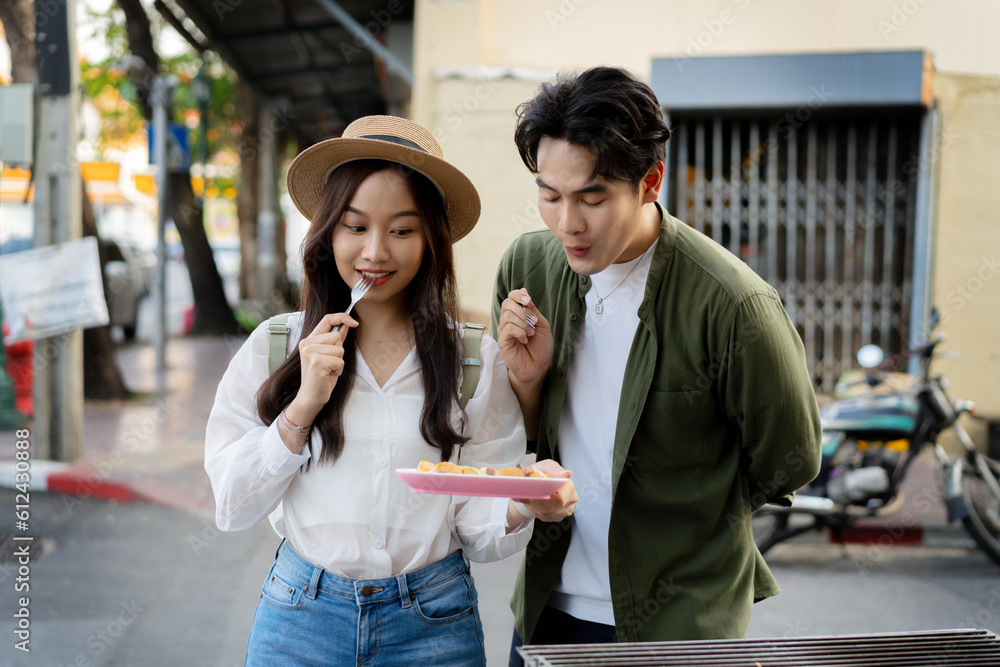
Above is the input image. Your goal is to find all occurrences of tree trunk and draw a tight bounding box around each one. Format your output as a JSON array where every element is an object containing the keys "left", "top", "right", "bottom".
[
  {"left": 0, "top": 0, "right": 35, "bottom": 84},
  {"left": 115, "top": 0, "right": 158, "bottom": 120},
  {"left": 236, "top": 88, "right": 296, "bottom": 313},
  {"left": 273, "top": 130, "right": 297, "bottom": 308},
  {"left": 236, "top": 83, "right": 260, "bottom": 300},
  {"left": 169, "top": 172, "right": 241, "bottom": 335},
  {"left": 81, "top": 177, "right": 129, "bottom": 400}
]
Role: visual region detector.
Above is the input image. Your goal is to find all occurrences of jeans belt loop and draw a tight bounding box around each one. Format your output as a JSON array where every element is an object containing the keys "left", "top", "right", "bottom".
[
  {"left": 397, "top": 572, "right": 411, "bottom": 609},
  {"left": 274, "top": 537, "right": 286, "bottom": 561},
  {"left": 306, "top": 564, "right": 322, "bottom": 601}
]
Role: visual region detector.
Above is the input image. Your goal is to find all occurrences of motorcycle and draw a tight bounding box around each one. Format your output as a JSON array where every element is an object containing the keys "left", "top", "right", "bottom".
[{"left": 752, "top": 313, "right": 1000, "bottom": 565}]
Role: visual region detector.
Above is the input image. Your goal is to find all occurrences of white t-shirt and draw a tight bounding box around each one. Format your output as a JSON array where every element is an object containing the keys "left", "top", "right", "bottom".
[
  {"left": 205, "top": 314, "right": 533, "bottom": 579},
  {"left": 549, "top": 242, "right": 656, "bottom": 625}
]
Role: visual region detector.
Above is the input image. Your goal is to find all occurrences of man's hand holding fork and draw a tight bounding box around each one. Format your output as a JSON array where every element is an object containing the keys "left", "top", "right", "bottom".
[{"left": 497, "top": 288, "right": 577, "bottom": 523}]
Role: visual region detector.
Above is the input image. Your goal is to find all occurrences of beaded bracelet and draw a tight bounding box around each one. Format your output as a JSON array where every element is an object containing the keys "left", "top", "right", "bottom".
[
  {"left": 277, "top": 418, "right": 306, "bottom": 437},
  {"left": 279, "top": 408, "right": 311, "bottom": 437},
  {"left": 277, "top": 413, "right": 308, "bottom": 438}
]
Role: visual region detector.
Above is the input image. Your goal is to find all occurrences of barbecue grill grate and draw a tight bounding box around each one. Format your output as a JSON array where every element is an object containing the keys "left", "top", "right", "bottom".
[{"left": 517, "top": 628, "right": 1000, "bottom": 666}]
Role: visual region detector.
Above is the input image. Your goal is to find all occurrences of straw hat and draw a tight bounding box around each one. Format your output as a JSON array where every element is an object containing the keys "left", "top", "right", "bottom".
[{"left": 286, "top": 115, "right": 481, "bottom": 241}]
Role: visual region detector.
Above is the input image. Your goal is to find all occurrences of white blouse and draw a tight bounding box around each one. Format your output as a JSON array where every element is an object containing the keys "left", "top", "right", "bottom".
[{"left": 205, "top": 313, "right": 533, "bottom": 579}]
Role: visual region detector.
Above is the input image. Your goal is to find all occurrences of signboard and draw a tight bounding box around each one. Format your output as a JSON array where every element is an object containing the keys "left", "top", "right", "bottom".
[
  {"left": 0, "top": 236, "right": 110, "bottom": 344},
  {"left": 147, "top": 122, "right": 191, "bottom": 170},
  {"left": 0, "top": 83, "right": 34, "bottom": 165}
]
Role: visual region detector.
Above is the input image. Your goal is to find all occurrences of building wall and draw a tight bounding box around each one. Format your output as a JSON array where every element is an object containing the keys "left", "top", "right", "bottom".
[
  {"left": 420, "top": 76, "right": 544, "bottom": 320},
  {"left": 413, "top": 0, "right": 1000, "bottom": 424},
  {"left": 416, "top": 0, "right": 1000, "bottom": 86},
  {"left": 931, "top": 73, "right": 1000, "bottom": 428}
]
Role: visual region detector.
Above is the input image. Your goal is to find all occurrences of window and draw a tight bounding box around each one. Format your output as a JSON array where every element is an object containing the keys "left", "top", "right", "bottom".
[{"left": 667, "top": 112, "right": 922, "bottom": 391}]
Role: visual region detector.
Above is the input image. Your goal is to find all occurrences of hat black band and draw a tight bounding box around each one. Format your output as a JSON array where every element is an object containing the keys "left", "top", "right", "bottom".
[{"left": 360, "top": 134, "right": 429, "bottom": 154}]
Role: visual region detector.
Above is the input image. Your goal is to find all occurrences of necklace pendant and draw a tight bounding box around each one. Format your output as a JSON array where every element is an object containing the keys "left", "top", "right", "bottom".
[{"left": 596, "top": 300, "right": 604, "bottom": 314}]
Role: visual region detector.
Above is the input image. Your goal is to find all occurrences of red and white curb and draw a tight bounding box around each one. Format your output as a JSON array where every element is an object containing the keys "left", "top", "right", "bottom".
[
  {"left": 0, "top": 459, "right": 213, "bottom": 513},
  {"left": 1, "top": 459, "right": 148, "bottom": 502}
]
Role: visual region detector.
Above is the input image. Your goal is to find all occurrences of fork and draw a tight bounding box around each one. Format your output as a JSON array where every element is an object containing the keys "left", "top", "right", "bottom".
[
  {"left": 333, "top": 275, "right": 374, "bottom": 333},
  {"left": 523, "top": 304, "right": 538, "bottom": 331}
]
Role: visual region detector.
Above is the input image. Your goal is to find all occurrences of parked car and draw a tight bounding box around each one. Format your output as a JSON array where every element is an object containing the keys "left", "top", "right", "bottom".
[
  {"left": 212, "top": 243, "right": 241, "bottom": 280},
  {"left": 0, "top": 236, "right": 152, "bottom": 340},
  {"left": 102, "top": 239, "right": 152, "bottom": 340}
]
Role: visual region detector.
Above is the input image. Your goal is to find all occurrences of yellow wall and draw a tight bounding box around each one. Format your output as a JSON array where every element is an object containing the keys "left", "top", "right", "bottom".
[
  {"left": 932, "top": 73, "right": 1000, "bottom": 428},
  {"left": 415, "top": 0, "right": 1000, "bottom": 89},
  {"left": 422, "top": 76, "right": 544, "bottom": 323}
]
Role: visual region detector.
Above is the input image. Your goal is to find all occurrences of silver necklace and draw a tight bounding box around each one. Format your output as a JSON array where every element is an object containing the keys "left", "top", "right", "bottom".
[{"left": 591, "top": 253, "right": 644, "bottom": 314}]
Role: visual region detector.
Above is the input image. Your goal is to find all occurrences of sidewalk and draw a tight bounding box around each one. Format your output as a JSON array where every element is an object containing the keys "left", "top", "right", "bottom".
[{"left": 0, "top": 333, "right": 248, "bottom": 516}]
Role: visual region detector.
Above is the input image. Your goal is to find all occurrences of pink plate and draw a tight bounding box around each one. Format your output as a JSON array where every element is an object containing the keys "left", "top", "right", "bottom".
[{"left": 395, "top": 469, "right": 567, "bottom": 499}]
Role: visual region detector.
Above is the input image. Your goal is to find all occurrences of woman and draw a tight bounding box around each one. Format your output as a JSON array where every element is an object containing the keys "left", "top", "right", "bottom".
[{"left": 205, "top": 116, "right": 535, "bottom": 666}]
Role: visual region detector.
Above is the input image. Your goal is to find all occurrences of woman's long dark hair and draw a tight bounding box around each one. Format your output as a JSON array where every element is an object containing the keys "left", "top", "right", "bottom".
[{"left": 256, "top": 159, "right": 468, "bottom": 464}]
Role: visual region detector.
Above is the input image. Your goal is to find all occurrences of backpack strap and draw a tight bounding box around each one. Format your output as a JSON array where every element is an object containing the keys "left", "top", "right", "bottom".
[
  {"left": 459, "top": 323, "right": 485, "bottom": 410},
  {"left": 267, "top": 314, "right": 290, "bottom": 375},
  {"left": 267, "top": 317, "right": 482, "bottom": 404}
]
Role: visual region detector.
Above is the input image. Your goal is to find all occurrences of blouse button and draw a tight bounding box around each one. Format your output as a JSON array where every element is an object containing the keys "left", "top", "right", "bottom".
[
  {"left": 569, "top": 313, "right": 578, "bottom": 321},
  {"left": 375, "top": 394, "right": 385, "bottom": 403},
  {"left": 374, "top": 538, "right": 385, "bottom": 550},
  {"left": 377, "top": 458, "right": 388, "bottom": 468}
]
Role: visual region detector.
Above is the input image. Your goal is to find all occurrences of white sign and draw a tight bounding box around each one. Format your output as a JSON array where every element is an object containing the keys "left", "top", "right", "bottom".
[{"left": 0, "top": 236, "right": 110, "bottom": 344}]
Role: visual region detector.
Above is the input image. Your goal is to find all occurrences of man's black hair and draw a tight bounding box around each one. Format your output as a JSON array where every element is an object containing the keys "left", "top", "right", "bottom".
[{"left": 514, "top": 66, "right": 672, "bottom": 189}]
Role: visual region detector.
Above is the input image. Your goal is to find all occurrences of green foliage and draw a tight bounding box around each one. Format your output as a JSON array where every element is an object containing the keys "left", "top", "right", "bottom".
[
  {"left": 234, "top": 308, "right": 264, "bottom": 335},
  {"left": 78, "top": 0, "right": 243, "bottom": 163}
]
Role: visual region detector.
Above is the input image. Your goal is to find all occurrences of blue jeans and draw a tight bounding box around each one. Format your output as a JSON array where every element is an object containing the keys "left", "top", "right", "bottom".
[{"left": 245, "top": 541, "right": 486, "bottom": 666}]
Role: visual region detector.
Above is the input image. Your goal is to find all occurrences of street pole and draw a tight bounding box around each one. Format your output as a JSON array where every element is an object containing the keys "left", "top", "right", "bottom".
[
  {"left": 257, "top": 103, "right": 278, "bottom": 308},
  {"left": 909, "top": 106, "right": 940, "bottom": 373},
  {"left": 151, "top": 76, "right": 174, "bottom": 380},
  {"left": 192, "top": 66, "right": 211, "bottom": 203},
  {"left": 313, "top": 0, "right": 413, "bottom": 85},
  {"left": 33, "top": 0, "right": 82, "bottom": 461}
]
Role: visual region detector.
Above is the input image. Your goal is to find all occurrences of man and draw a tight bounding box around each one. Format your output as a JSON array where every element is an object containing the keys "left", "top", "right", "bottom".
[{"left": 492, "top": 66, "right": 822, "bottom": 663}]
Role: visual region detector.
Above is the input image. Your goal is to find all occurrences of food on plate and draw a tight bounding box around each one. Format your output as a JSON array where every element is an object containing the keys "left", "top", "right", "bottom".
[
  {"left": 415, "top": 461, "right": 549, "bottom": 478},
  {"left": 416, "top": 461, "right": 482, "bottom": 475},
  {"left": 497, "top": 466, "right": 550, "bottom": 478}
]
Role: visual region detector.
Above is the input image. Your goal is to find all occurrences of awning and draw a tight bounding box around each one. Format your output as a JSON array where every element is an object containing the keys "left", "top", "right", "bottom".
[{"left": 164, "top": 0, "right": 414, "bottom": 146}]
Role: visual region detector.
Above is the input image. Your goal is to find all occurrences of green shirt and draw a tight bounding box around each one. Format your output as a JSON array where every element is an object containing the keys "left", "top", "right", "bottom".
[{"left": 491, "top": 205, "right": 822, "bottom": 643}]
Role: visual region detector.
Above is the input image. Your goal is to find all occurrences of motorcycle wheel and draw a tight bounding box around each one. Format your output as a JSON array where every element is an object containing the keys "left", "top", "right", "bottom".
[
  {"left": 752, "top": 510, "right": 788, "bottom": 554},
  {"left": 961, "top": 455, "right": 1000, "bottom": 566}
]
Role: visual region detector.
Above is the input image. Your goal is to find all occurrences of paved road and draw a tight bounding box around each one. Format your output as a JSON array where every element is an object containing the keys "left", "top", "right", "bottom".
[
  {"left": 747, "top": 535, "right": 1000, "bottom": 640},
  {"left": 2, "top": 487, "right": 998, "bottom": 666}
]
